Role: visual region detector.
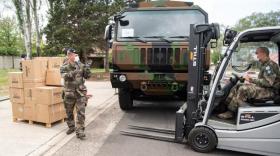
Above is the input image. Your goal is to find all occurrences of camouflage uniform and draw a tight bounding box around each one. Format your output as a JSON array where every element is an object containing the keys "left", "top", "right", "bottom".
[
  {"left": 60, "top": 61, "right": 91, "bottom": 135},
  {"left": 225, "top": 59, "right": 280, "bottom": 112}
]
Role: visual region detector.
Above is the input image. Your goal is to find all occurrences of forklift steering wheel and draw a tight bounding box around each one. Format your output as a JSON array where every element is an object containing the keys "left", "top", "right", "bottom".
[
  {"left": 232, "top": 63, "right": 252, "bottom": 73},
  {"left": 231, "top": 73, "right": 245, "bottom": 83}
]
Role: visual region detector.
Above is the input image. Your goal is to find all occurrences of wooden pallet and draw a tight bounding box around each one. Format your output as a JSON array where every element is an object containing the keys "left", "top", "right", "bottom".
[{"left": 13, "top": 117, "right": 65, "bottom": 128}]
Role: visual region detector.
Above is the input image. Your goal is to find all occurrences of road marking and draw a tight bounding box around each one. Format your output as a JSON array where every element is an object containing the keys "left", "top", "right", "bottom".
[{"left": 27, "top": 95, "right": 118, "bottom": 156}]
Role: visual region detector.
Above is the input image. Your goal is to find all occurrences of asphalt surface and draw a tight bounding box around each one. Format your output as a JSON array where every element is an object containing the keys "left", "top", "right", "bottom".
[{"left": 54, "top": 99, "right": 251, "bottom": 156}]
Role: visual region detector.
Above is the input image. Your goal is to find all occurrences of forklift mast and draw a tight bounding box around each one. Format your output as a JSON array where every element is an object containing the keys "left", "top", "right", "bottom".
[
  {"left": 121, "top": 23, "right": 220, "bottom": 143},
  {"left": 183, "top": 24, "right": 219, "bottom": 136}
]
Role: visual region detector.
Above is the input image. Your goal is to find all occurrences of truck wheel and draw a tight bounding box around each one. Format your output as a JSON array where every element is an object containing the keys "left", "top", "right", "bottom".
[
  {"left": 188, "top": 127, "right": 217, "bottom": 153},
  {"left": 118, "top": 88, "right": 133, "bottom": 110}
]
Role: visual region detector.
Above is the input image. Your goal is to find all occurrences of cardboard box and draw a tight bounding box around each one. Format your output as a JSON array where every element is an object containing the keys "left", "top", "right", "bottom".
[
  {"left": 33, "top": 57, "right": 49, "bottom": 61},
  {"left": 48, "top": 57, "right": 64, "bottom": 70},
  {"left": 46, "top": 69, "right": 62, "bottom": 86},
  {"left": 8, "top": 72, "right": 23, "bottom": 88},
  {"left": 24, "top": 88, "right": 36, "bottom": 106},
  {"left": 60, "top": 103, "right": 66, "bottom": 119},
  {"left": 34, "top": 86, "right": 63, "bottom": 105},
  {"left": 23, "top": 82, "right": 45, "bottom": 89},
  {"left": 23, "top": 105, "right": 34, "bottom": 121},
  {"left": 22, "top": 60, "right": 48, "bottom": 83},
  {"left": 12, "top": 103, "right": 24, "bottom": 119},
  {"left": 9, "top": 88, "right": 24, "bottom": 104},
  {"left": 34, "top": 103, "right": 64, "bottom": 123}
]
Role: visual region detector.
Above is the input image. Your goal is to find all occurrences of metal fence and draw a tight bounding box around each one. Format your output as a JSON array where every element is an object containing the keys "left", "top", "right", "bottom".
[{"left": 0, "top": 56, "right": 20, "bottom": 69}]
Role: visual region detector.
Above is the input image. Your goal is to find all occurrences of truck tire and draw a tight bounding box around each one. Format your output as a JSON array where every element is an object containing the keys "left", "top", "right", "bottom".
[
  {"left": 118, "top": 88, "right": 133, "bottom": 110},
  {"left": 188, "top": 127, "right": 217, "bottom": 153}
]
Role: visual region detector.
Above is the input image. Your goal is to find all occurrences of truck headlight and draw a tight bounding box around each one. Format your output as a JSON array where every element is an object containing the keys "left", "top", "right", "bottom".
[{"left": 119, "top": 75, "right": 126, "bottom": 82}]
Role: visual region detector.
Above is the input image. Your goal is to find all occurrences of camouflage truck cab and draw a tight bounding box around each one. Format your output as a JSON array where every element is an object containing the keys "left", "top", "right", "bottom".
[{"left": 105, "top": 0, "right": 210, "bottom": 110}]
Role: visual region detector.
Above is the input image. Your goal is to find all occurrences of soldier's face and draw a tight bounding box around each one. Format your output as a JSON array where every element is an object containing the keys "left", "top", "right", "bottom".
[
  {"left": 68, "top": 53, "right": 76, "bottom": 62},
  {"left": 256, "top": 49, "right": 266, "bottom": 62}
]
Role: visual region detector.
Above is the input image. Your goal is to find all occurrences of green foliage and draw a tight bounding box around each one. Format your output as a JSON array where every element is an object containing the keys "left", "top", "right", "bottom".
[
  {"left": 0, "top": 17, "right": 21, "bottom": 56},
  {"left": 43, "top": 0, "right": 125, "bottom": 58},
  {"left": 211, "top": 50, "right": 221, "bottom": 65},
  {"left": 0, "top": 68, "right": 19, "bottom": 86},
  {"left": 234, "top": 11, "right": 280, "bottom": 31},
  {"left": 90, "top": 68, "right": 106, "bottom": 73}
]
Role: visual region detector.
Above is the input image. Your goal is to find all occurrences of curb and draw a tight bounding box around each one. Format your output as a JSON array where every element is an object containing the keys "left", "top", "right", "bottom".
[{"left": 0, "top": 96, "right": 9, "bottom": 102}]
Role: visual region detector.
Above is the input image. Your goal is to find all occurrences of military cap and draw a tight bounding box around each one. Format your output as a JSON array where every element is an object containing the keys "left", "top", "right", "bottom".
[{"left": 67, "top": 48, "right": 77, "bottom": 54}]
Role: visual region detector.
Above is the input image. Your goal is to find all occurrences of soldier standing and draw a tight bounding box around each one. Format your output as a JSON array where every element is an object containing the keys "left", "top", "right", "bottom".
[
  {"left": 19, "top": 53, "right": 27, "bottom": 71},
  {"left": 60, "top": 48, "right": 91, "bottom": 139},
  {"left": 218, "top": 47, "right": 280, "bottom": 119}
]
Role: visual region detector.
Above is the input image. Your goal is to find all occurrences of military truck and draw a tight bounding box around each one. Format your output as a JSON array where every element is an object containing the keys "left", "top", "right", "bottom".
[{"left": 104, "top": 0, "right": 210, "bottom": 110}]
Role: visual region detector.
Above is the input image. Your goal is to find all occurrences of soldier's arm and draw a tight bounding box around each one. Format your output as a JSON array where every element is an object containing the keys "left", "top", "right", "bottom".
[
  {"left": 251, "top": 65, "right": 277, "bottom": 87},
  {"left": 83, "top": 64, "right": 92, "bottom": 79},
  {"left": 60, "top": 64, "right": 75, "bottom": 80}
]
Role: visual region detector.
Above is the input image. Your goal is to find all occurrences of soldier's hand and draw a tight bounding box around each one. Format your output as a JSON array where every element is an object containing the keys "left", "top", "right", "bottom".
[
  {"left": 244, "top": 74, "right": 252, "bottom": 82},
  {"left": 86, "top": 94, "right": 93, "bottom": 99}
]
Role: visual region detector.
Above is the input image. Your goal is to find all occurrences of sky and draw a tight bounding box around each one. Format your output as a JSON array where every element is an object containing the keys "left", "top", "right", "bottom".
[
  {"left": 189, "top": 0, "right": 280, "bottom": 26},
  {"left": 0, "top": 0, "right": 279, "bottom": 27}
]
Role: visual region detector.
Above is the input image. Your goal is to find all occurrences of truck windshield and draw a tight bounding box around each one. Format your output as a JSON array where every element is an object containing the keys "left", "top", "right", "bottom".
[{"left": 117, "top": 9, "right": 206, "bottom": 41}]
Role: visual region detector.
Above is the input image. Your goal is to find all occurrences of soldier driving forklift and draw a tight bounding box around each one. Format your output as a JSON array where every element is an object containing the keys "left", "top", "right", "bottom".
[{"left": 121, "top": 24, "right": 280, "bottom": 155}]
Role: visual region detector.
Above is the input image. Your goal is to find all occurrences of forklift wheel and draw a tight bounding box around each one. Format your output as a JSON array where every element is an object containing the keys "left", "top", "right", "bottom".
[{"left": 188, "top": 127, "right": 217, "bottom": 153}]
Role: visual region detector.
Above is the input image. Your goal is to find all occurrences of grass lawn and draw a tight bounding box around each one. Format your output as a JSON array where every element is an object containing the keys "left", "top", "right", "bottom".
[
  {"left": 0, "top": 69, "right": 19, "bottom": 96},
  {"left": 90, "top": 68, "right": 112, "bottom": 73}
]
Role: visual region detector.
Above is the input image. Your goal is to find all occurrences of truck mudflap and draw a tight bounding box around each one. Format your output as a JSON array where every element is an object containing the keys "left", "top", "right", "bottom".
[{"left": 120, "top": 103, "right": 188, "bottom": 143}]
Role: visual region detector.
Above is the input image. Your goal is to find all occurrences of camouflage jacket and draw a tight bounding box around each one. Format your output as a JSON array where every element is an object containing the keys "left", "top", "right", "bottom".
[
  {"left": 60, "top": 61, "right": 91, "bottom": 96},
  {"left": 251, "top": 59, "right": 280, "bottom": 89}
]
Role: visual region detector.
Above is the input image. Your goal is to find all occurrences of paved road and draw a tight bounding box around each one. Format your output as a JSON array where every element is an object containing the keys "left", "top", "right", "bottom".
[
  {"left": 0, "top": 81, "right": 115, "bottom": 156},
  {"left": 54, "top": 100, "right": 251, "bottom": 156}
]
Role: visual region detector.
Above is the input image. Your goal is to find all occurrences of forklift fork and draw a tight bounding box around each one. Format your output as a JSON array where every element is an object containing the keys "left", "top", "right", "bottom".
[{"left": 120, "top": 103, "right": 187, "bottom": 143}]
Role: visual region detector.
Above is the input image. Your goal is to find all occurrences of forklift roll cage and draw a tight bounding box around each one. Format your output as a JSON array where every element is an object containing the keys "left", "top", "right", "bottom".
[{"left": 203, "top": 26, "right": 280, "bottom": 126}]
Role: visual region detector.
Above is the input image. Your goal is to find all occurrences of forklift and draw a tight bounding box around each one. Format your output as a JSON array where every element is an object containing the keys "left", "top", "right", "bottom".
[{"left": 121, "top": 24, "right": 280, "bottom": 155}]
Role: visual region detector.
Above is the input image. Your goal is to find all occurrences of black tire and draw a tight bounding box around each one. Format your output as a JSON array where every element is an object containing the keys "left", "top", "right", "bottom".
[
  {"left": 118, "top": 88, "right": 133, "bottom": 110},
  {"left": 188, "top": 127, "right": 217, "bottom": 153}
]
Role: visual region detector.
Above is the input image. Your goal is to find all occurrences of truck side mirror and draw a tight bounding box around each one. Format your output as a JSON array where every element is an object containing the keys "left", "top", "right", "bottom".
[
  {"left": 104, "top": 24, "right": 112, "bottom": 41},
  {"left": 212, "top": 23, "right": 220, "bottom": 40},
  {"left": 104, "top": 24, "right": 113, "bottom": 48},
  {"left": 223, "top": 29, "right": 237, "bottom": 46},
  {"left": 210, "top": 23, "right": 220, "bottom": 48},
  {"left": 210, "top": 42, "right": 217, "bottom": 48}
]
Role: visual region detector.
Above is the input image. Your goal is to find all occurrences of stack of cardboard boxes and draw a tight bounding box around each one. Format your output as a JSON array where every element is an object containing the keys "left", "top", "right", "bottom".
[
  {"left": 9, "top": 72, "right": 25, "bottom": 121},
  {"left": 9, "top": 57, "right": 66, "bottom": 127}
]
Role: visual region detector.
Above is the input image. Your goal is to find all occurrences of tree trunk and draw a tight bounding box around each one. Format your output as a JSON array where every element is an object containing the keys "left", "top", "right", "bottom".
[
  {"left": 105, "top": 45, "right": 109, "bottom": 72},
  {"left": 32, "top": 0, "right": 41, "bottom": 56},
  {"left": 81, "top": 48, "right": 87, "bottom": 64},
  {"left": 12, "top": 0, "right": 27, "bottom": 56},
  {"left": 25, "top": 0, "right": 32, "bottom": 59}
]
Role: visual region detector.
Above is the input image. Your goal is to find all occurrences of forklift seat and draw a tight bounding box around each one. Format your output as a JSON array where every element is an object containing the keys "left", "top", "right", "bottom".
[{"left": 247, "top": 95, "right": 280, "bottom": 107}]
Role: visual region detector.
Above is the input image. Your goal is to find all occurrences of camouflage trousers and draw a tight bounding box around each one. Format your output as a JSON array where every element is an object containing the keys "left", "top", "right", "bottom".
[
  {"left": 63, "top": 91, "right": 87, "bottom": 134},
  {"left": 225, "top": 83, "right": 274, "bottom": 112}
]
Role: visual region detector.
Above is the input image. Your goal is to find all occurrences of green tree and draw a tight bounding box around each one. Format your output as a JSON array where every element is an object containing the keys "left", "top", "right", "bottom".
[
  {"left": 44, "top": 0, "right": 125, "bottom": 61},
  {"left": 211, "top": 50, "right": 221, "bottom": 65},
  {"left": 234, "top": 11, "right": 280, "bottom": 31},
  {"left": 12, "top": 0, "right": 33, "bottom": 59},
  {"left": 0, "top": 17, "right": 19, "bottom": 56}
]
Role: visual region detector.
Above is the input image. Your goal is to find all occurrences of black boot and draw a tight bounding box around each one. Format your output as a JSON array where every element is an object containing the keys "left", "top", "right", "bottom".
[
  {"left": 66, "top": 127, "right": 75, "bottom": 135},
  {"left": 76, "top": 132, "right": 86, "bottom": 140}
]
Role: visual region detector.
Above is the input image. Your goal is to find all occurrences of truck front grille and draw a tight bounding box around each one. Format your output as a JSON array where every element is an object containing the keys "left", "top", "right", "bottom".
[{"left": 141, "top": 47, "right": 187, "bottom": 65}]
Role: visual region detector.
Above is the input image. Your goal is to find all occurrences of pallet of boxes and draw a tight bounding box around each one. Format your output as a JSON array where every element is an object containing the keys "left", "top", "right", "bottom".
[{"left": 9, "top": 57, "right": 66, "bottom": 128}]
